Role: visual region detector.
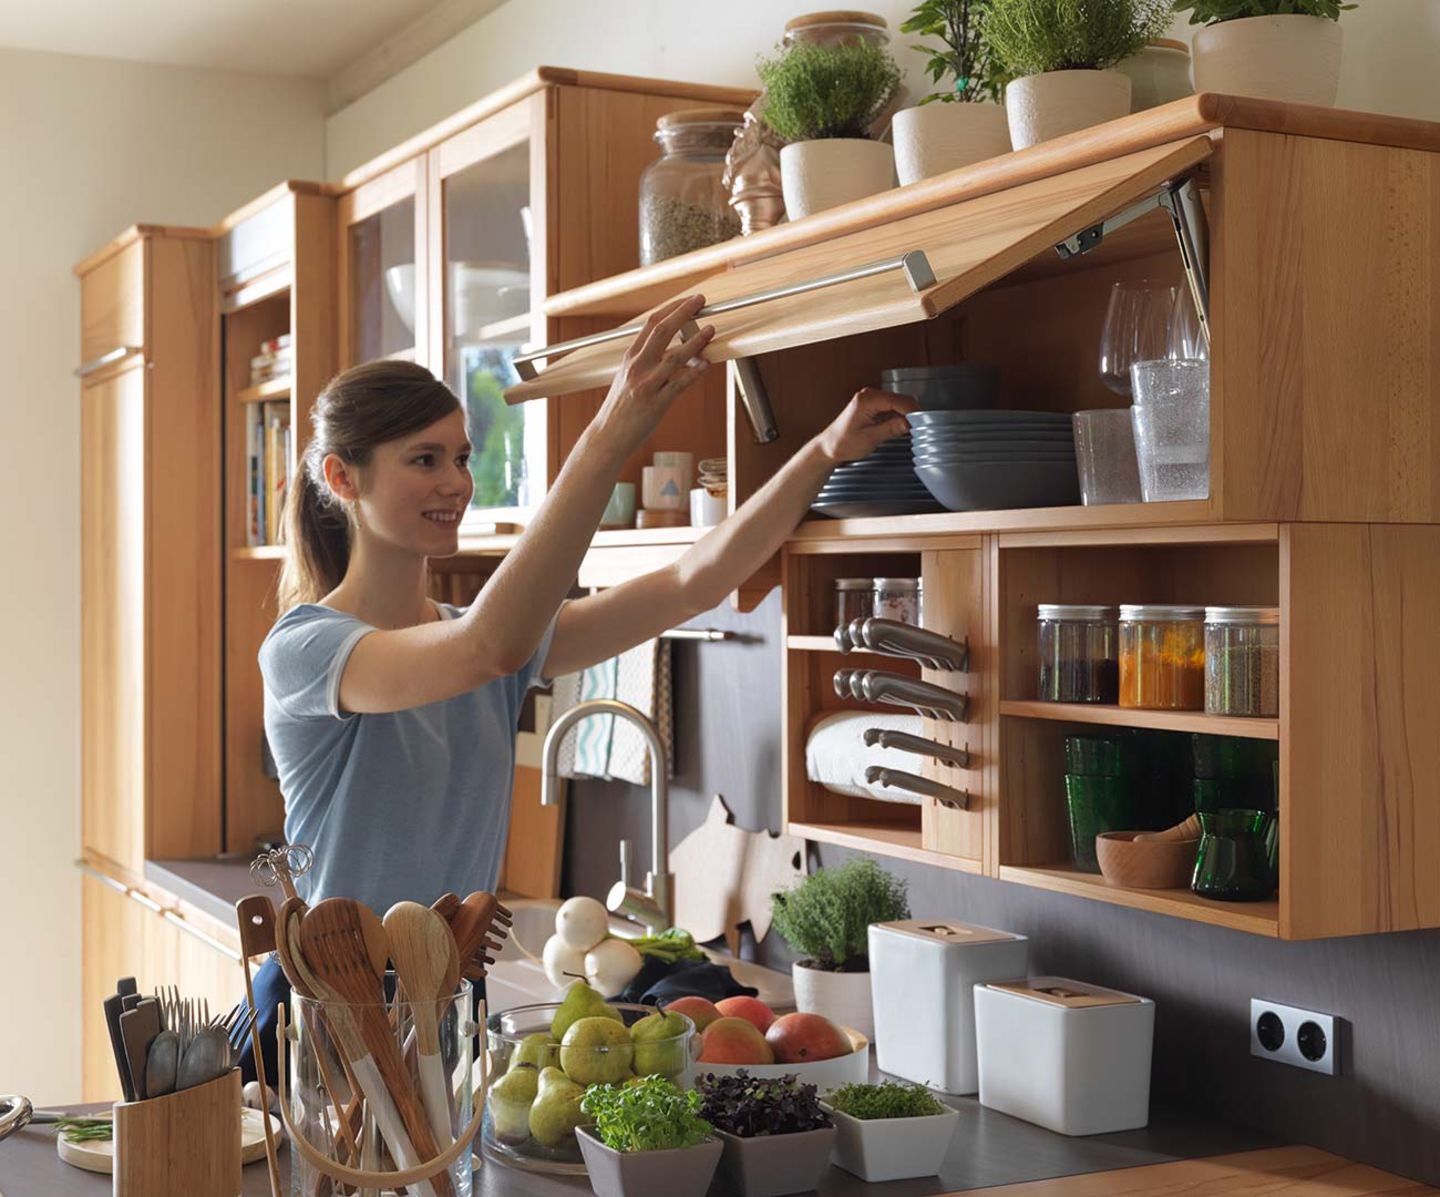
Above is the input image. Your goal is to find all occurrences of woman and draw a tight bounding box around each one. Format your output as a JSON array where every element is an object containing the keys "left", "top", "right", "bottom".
[{"left": 246, "top": 294, "right": 913, "bottom": 1077}]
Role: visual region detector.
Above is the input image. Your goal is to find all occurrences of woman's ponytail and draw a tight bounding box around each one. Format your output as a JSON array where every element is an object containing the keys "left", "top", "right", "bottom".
[{"left": 274, "top": 360, "right": 463, "bottom": 612}]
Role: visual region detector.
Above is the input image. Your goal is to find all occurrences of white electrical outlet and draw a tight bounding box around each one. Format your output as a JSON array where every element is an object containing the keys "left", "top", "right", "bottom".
[{"left": 1250, "top": 998, "right": 1340, "bottom": 1075}]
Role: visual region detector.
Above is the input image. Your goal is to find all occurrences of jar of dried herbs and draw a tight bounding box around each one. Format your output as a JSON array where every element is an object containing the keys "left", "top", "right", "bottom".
[
  {"left": 1119, "top": 604, "right": 1205, "bottom": 710},
  {"left": 1037, "top": 604, "right": 1119, "bottom": 703},
  {"left": 1204, "top": 606, "right": 1280, "bottom": 717},
  {"left": 639, "top": 108, "right": 745, "bottom": 265}
]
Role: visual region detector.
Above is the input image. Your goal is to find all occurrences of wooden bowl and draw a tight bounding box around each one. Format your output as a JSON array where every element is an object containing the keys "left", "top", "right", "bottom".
[{"left": 1095, "top": 831, "right": 1199, "bottom": 890}]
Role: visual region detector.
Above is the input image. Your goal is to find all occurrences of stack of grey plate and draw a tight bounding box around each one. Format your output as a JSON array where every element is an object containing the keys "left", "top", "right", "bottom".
[
  {"left": 811, "top": 434, "right": 945, "bottom": 519},
  {"left": 908, "top": 410, "right": 1081, "bottom": 511}
]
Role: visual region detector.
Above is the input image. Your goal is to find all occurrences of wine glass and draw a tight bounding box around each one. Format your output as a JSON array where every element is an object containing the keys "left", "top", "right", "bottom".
[
  {"left": 1099, "top": 281, "right": 1177, "bottom": 396},
  {"left": 1169, "top": 284, "right": 1209, "bottom": 362}
]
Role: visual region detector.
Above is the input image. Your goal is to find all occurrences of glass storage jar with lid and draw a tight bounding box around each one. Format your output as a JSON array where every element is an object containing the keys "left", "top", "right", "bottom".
[
  {"left": 835, "top": 577, "right": 874, "bottom": 630},
  {"left": 873, "top": 577, "right": 922, "bottom": 626},
  {"left": 1037, "top": 605, "right": 1119, "bottom": 703},
  {"left": 1204, "top": 606, "right": 1280, "bottom": 717},
  {"left": 783, "top": 10, "right": 890, "bottom": 48},
  {"left": 639, "top": 108, "right": 745, "bottom": 265},
  {"left": 1118, "top": 604, "right": 1205, "bottom": 710}
]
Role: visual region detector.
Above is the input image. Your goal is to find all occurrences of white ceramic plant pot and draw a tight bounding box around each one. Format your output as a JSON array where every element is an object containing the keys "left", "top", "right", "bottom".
[
  {"left": 792, "top": 962, "right": 874, "bottom": 1039},
  {"left": 1115, "top": 40, "right": 1194, "bottom": 112},
  {"left": 780, "top": 139, "right": 895, "bottom": 220},
  {"left": 1192, "top": 14, "right": 1342, "bottom": 107},
  {"left": 892, "top": 101, "right": 1012, "bottom": 186},
  {"left": 823, "top": 1104, "right": 961, "bottom": 1183},
  {"left": 1005, "top": 70, "right": 1132, "bottom": 150}
]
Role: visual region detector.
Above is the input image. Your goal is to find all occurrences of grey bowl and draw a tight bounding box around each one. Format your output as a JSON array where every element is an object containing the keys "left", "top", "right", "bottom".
[
  {"left": 881, "top": 363, "right": 1000, "bottom": 411},
  {"left": 907, "top": 410, "right": 1072, "bottom": 427},
  {"left": 911, "top": 432, "right": 1075, "bottom": 447},
  {"left": 915, "top": 460, "right": 1081, "bottom": 511},
  {"left": 811, "top": 498, "right": 945, "bottom": 518}
]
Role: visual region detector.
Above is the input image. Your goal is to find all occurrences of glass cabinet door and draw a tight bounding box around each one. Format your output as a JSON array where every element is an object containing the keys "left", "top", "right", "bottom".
[
  {"left": 434, "top": 103, "right": 542, "bottom": 517},
  {"left": 340, "top": 160, "right": 424, "bottom": 367}
]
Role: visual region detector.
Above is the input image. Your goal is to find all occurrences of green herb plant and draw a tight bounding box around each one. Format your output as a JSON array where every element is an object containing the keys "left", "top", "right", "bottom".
[
  {"left": 696, "top": 1070, "right": 832, "bottom": 1138},
  {"left": 579, "top": 1075, "right": 713, "bottom": 1153},
  {"left": 901, "top": 0, "right": 1008, "bottom": 104},
  {"left": 1174, "top": 0, "right": 1355, "bottom": 23},
  {"left": 770, "top": 856, "right": 910, "bottom": 972},
  {"left": 56, "top": 1117, "right": 114, "bottom": 1143},
  {"left": 827, "top": 1081, "right": 948, "bottom": 1120},
  {"left": 985, "top": 0, "right": 1174, "bottom": 74},
  {"left": 756, "top": 39, "right": 903, "bottom": 142}
]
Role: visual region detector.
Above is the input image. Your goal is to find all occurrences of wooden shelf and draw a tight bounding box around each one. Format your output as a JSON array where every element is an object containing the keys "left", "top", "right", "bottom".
[
  {"left": 234, "top": 376, "right": 291, "bottom": 404},
  {"left": 788, "top": 820, "right": 984, "bottom": 874},
  {"left": 232, "top": 546, "right": 284, "bottom": 561},
  {"left": 999, "top": 864, "right": 1279, "bottom": 936},
  {"left": 1000, "top": 700, "right": 1279, "bottom": 740},
  {"left": 455, "top": 524, "right": 707, "bottom": 557}
]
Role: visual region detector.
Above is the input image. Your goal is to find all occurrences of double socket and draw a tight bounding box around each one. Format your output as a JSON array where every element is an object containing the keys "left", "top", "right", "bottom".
[{"left": 1250, "top": 998, "right": 1340, "bottom": 1075}]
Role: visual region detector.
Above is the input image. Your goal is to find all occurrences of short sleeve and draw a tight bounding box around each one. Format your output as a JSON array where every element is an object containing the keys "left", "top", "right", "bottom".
[
  {"left": 516, "top": 603, "right": 563, "bottom": 695},
  {"left": 259, "top": 605, "right": 373, "bottom": 721}
]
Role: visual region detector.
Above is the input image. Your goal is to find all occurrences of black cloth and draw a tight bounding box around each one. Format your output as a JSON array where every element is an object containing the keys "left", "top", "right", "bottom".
[{"left": 616, "top": 957, "right": 759, "bottom": 1006}]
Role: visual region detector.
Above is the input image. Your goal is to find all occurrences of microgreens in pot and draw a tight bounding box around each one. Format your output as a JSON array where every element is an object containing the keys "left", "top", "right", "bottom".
[
  {"left": 696, "top": 1070, "right": 832, "bottom": 1138},
  {"left": 579, "top": 1075, "right": 713, "bottom": 1153},
  {"left": 826, "top": 1080, "right": 949, "bottom": 1120}
]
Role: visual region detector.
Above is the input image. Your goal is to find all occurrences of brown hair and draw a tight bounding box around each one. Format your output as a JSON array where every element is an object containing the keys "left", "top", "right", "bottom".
[{"left": 277, "top": 360, "right": 462, "bottom": 611}]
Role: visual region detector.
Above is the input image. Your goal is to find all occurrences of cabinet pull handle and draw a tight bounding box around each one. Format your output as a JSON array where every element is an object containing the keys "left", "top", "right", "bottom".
[
  {"left": 127, "top": 890, "right": 162, "bottom": 914},
  {"left": 74, "top": 346, "right": 143, "bottom": 378},
  {"left": 162, "top": 910, "right": 243, "bottom": 963},
  {"left": 513, "top": 250, "right": 938, "bottom": 378},
  {"left": 76, "top": 860, "right": 129, "bottom": 895}
]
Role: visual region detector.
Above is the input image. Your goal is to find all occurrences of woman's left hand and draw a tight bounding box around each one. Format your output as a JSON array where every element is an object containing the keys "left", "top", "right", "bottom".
[{"left": 814, "top": 388, "right": 920, "bottom": 465}]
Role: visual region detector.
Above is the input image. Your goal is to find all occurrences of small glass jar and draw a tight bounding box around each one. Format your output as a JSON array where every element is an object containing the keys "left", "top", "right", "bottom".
[
  {"left": 1037, "top": 604, "right": 1120, "bottom": 703},
  {"left": 783, "top": 10, "right": 890, "bottom": 48},
  {"left": 835, "top": 577, "right": 873, "bottom": 630},
  {"left": 1119, "top": 604, "right": 1205, "bottom": 710},
  {"left": 1204, "top": 606, "right": 1280, "bottom": 717},
  {"left": 639, "top": 108, "right": 745, "bottom": 265},
  {"left": 873, "top": 577, "right": 921, "bottom": 626}
]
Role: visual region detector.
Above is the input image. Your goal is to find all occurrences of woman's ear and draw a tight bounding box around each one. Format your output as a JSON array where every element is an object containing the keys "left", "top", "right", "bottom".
[{"left": 322, "top": 453, "right": 360, "bottom": 504}]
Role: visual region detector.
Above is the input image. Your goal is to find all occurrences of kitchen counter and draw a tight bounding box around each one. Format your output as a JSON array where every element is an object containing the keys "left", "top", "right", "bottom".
[
  {"left": 146, "top": 857, "right": 274, "bottom": 926},
  {"left": 3, "top": 1114, "right": 1432, "bottom": 1197}
]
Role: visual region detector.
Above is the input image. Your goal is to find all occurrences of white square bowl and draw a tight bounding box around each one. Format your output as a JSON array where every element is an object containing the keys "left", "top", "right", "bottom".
[{"left": 820, "top": 1102, "right": 960, "bottom": 1183}]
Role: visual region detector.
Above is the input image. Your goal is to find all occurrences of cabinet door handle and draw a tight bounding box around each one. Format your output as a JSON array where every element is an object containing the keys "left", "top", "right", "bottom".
[
  {"left": 74, "top": 346, "right": 143, "bottom": 378},
  {"left": 161, "top": 910, "right": 243, "bottom": 963},
  {"left": 127, "top": 890, "right": 163, "bottom": 914}
]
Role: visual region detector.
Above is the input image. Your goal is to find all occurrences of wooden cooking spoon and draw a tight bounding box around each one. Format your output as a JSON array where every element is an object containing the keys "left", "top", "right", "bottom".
[
  {"left": 384, "top": 902, "right": 460, "bottom": 1150},
  {"left": 430, "top": 893, "right": 461, "bottom": 923},
  {"left": 300, "top": 899, "right": 454, "bottom": 1197}
]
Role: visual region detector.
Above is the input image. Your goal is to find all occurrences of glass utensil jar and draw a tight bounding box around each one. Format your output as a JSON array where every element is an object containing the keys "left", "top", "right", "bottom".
[
  {"left": 639, "top": 108, "right": 745, "bottom": 265},
  {"left": 873, "top": 577, "right": 922, "bottom": 626},
  {"left": 1037, "top": 605, "right": 1120, "bottom": 703},
  {"left": 836, "top": 578, "right": 874, "bottom": 630},
  {"left": 1205, "top": 607, "right": 1280, "bottom": 717},
  {"left": 1192, "top": 808, "right": 1275, "bottom": 901},
  {"left": 1119, "top": 605, "right": 1205, "bottom": 710}
]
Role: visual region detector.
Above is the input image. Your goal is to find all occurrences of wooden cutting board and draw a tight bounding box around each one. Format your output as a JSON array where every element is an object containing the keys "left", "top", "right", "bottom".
[{"left": 56, "top": 1107, "right": 280, "bottom": 1174}]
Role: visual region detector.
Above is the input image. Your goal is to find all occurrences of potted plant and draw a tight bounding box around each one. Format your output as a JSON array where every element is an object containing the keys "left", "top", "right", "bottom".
[
  {"left": 756, "top": 38, "right": 903, "bottom": 219},
  {"left": 821, "top": 1081, "right": 961, "bottom": 1183},
  {"left": 770, "top": 857, "right": 910, "bottom": 1038},
  {"left": 985, "top": 0, "right": 1175, "bottom": 148},
  {"left": 1178, "top": 0, "right": 1356, "bottom": 107},
  {"left": 575, "top": 1075, "right": 721, "bottom": 1197},
  {"left": 696, "top": 1070, "right": 836, "bottom": 1197},
  {"left": 894, "top": 1, "right": 1012, "bottom": 184}
]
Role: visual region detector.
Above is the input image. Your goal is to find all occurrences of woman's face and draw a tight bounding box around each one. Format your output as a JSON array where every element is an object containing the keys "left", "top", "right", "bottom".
[{"left": 334, "top": 409, "right": 474, "bottom": 557}]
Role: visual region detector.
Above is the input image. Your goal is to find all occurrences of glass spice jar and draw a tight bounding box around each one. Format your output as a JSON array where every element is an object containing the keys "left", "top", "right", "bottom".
[
  {"left": 783, "top": 10, "right": 890, "bottom": 48},
  {"left": 835, "top": 577, "right": 873, "bottom": 630},
  {"left": 1037, "top": 604, "right": 1120, "bottom": 703},
  {"left": 1204, "top": 607, "right": 1280, "bottom": 717},
  {"left": 1119, "top": 604, "right": 1206, "bottom": 710},
  {"left": 873, "top": 577, "right": 921, "bottom": 626},
  {"left": 639, "top": 108, "right": 745, "bottom": 265}
]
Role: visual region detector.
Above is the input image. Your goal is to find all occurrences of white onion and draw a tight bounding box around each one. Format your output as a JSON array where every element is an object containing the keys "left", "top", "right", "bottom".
[
  {"left": 584, "top": 937, "right": 643, "bottom": 997},
  {"left": 554, "top": 895, "right": 610, "bottom": 952},
  {"left": 542, "top": 934, "right": 587, "bottom": 989}
]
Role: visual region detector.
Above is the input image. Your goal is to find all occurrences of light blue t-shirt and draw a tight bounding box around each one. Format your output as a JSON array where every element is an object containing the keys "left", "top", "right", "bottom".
[{"left": 258, "top": 601, "right": 558, "bottom": 913}]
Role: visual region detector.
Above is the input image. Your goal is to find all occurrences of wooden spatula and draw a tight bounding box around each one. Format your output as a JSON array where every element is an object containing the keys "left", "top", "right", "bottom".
[
  {"left": 384, "top": 902, "right": 460, "bottom": 1150},
  {"left": 447, "top": 892, "right": 511, "bottom": 981}
]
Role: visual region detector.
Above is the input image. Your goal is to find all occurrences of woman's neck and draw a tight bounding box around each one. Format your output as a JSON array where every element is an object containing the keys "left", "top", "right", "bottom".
[{"left": 325, "top": 532, "right": 434, "bottom": 629}]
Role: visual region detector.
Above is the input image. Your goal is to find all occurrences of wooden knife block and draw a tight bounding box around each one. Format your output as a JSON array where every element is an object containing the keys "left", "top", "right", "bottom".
[{"left": 113, "top": 1068, "right": 242, "bottom": 1197}]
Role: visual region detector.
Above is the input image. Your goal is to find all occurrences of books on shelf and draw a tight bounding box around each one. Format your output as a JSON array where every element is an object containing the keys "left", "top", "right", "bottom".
[
  {"left": 250, "top": 333, "right": 293, "bottom": 388},
  {"left": 246, "top": 399, "right": 291, "bottom": 547}
]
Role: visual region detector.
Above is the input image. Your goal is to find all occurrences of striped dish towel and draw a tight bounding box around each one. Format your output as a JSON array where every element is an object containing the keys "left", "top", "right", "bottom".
[{"left": 550, "top": 640, "right": 673, "bottom": 784}]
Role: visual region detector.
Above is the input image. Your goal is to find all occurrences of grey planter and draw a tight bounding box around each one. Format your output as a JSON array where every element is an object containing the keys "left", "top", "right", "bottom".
[
  {"left": 575, "top": 1127, "right": 723, "bottom": 1197},
  {"left": 715, "top": 1126, "right": 837, "bottom": 1197}
]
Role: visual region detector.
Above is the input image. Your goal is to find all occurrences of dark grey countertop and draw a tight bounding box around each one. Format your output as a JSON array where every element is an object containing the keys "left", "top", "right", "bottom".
[
  {"left": 0, "top": 1097, "right": 1268, "bottom": 1197},
  {"left": 146, "top": 856, "right": 275, "bottom": 926}
]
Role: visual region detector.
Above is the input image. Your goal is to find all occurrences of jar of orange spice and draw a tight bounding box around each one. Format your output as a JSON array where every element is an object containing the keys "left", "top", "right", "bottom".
[{"left": 1118, "top": 604, "right": 1205, "bottom": 710}]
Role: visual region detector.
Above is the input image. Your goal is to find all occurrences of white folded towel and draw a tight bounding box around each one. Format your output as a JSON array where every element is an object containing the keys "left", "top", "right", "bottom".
[{"left": 805, "top": 711, "right": 924, "bottom": 805}]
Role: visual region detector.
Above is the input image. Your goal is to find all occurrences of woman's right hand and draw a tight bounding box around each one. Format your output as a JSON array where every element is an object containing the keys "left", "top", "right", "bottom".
[{"left": 591, "top": 294, "right": 716, "bottom": 457}]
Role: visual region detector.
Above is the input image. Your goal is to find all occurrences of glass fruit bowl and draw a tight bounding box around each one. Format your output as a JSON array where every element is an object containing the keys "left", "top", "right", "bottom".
[{"left": 482, "top": 999, "right": 698, "bottom": 1174}]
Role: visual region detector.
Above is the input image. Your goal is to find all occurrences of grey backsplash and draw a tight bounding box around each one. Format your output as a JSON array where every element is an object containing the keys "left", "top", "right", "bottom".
[{"left": 561, "top": 591, "right": 1440, "bottom": 1184}]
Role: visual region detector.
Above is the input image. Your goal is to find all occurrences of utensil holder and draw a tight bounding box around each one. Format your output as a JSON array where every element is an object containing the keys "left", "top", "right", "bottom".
[{"left": 113, "top": 1068, "right": 242, "bottom": 1197}]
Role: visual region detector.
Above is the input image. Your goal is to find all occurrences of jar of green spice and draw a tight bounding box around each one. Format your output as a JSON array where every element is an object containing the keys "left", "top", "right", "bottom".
[
  {"left": 639, "top": 108, "right": 745, "bottom": 265},
  {"left": 1204, "top": 607, "right": 1279, "bottom": 717}
]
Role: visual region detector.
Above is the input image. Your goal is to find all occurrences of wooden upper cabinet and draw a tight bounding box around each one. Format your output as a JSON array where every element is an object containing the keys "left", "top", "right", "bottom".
[
  {"left": 79, "top": 237, "right": 146, "bottom": 371},
  {"left": 337, "top": 157, "right": 426, "bottom": 371}
]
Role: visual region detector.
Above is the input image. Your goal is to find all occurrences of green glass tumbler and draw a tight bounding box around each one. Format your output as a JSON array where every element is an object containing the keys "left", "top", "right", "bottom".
[
  {"left": 1192, "top": 808, "right": 1275, "bottom": 901},
  {"left": 1065, "top": 773, "right": 1136, "bottom": 872}
]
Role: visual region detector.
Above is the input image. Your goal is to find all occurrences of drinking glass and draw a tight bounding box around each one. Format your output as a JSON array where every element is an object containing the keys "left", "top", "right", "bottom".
[
  {"left": 1099, "top": 281, "right": 1177, "bottom": 395},
  {"left": 1073, "top": 409, "right": 1143, "bottom": 505},
  {"left": 1169, "top": 285, "right": 1209, "bottom": 362},
  {"left": 1130, "top": 359, "right": 1211, "bottom": 502}
]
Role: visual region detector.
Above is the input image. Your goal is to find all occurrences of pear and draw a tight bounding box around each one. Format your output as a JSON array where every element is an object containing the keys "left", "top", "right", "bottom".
[
  {"left": 487, "top": 1064, "right": 539, "bottom": 1144},
  {"left": 560, "top": 1015, "right": 635, "bottom": 1085},
  {"left": 528, "top": 1066, "right": 589, "bottom": 1148},
  {"left": 629, "top": 1009, "right": 688, "bottom": 1078},
  {"left": 550, "top": 978, "right": 622, "bottom": 1042},
  {"left": 513, "top": 1032, "right": 559, "bottom": 1072}
]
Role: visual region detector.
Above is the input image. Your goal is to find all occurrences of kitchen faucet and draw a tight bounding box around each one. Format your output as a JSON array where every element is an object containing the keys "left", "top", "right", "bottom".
[{"left": 540, "top": 699, "right": 673, "bottom": 935}]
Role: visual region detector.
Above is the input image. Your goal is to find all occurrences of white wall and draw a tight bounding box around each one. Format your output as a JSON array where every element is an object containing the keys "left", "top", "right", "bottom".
[
  {"left": 0, "top": 46, "right": 326, "bottom": 1104},
  {"left": 326, "top": 0, "right": 1440, "bottom": 179}
]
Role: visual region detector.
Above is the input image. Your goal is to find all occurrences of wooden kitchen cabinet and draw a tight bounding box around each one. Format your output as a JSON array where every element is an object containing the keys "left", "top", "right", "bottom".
[{"left": 516, "top": 95, "right": 1440, "bottom": 939}]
